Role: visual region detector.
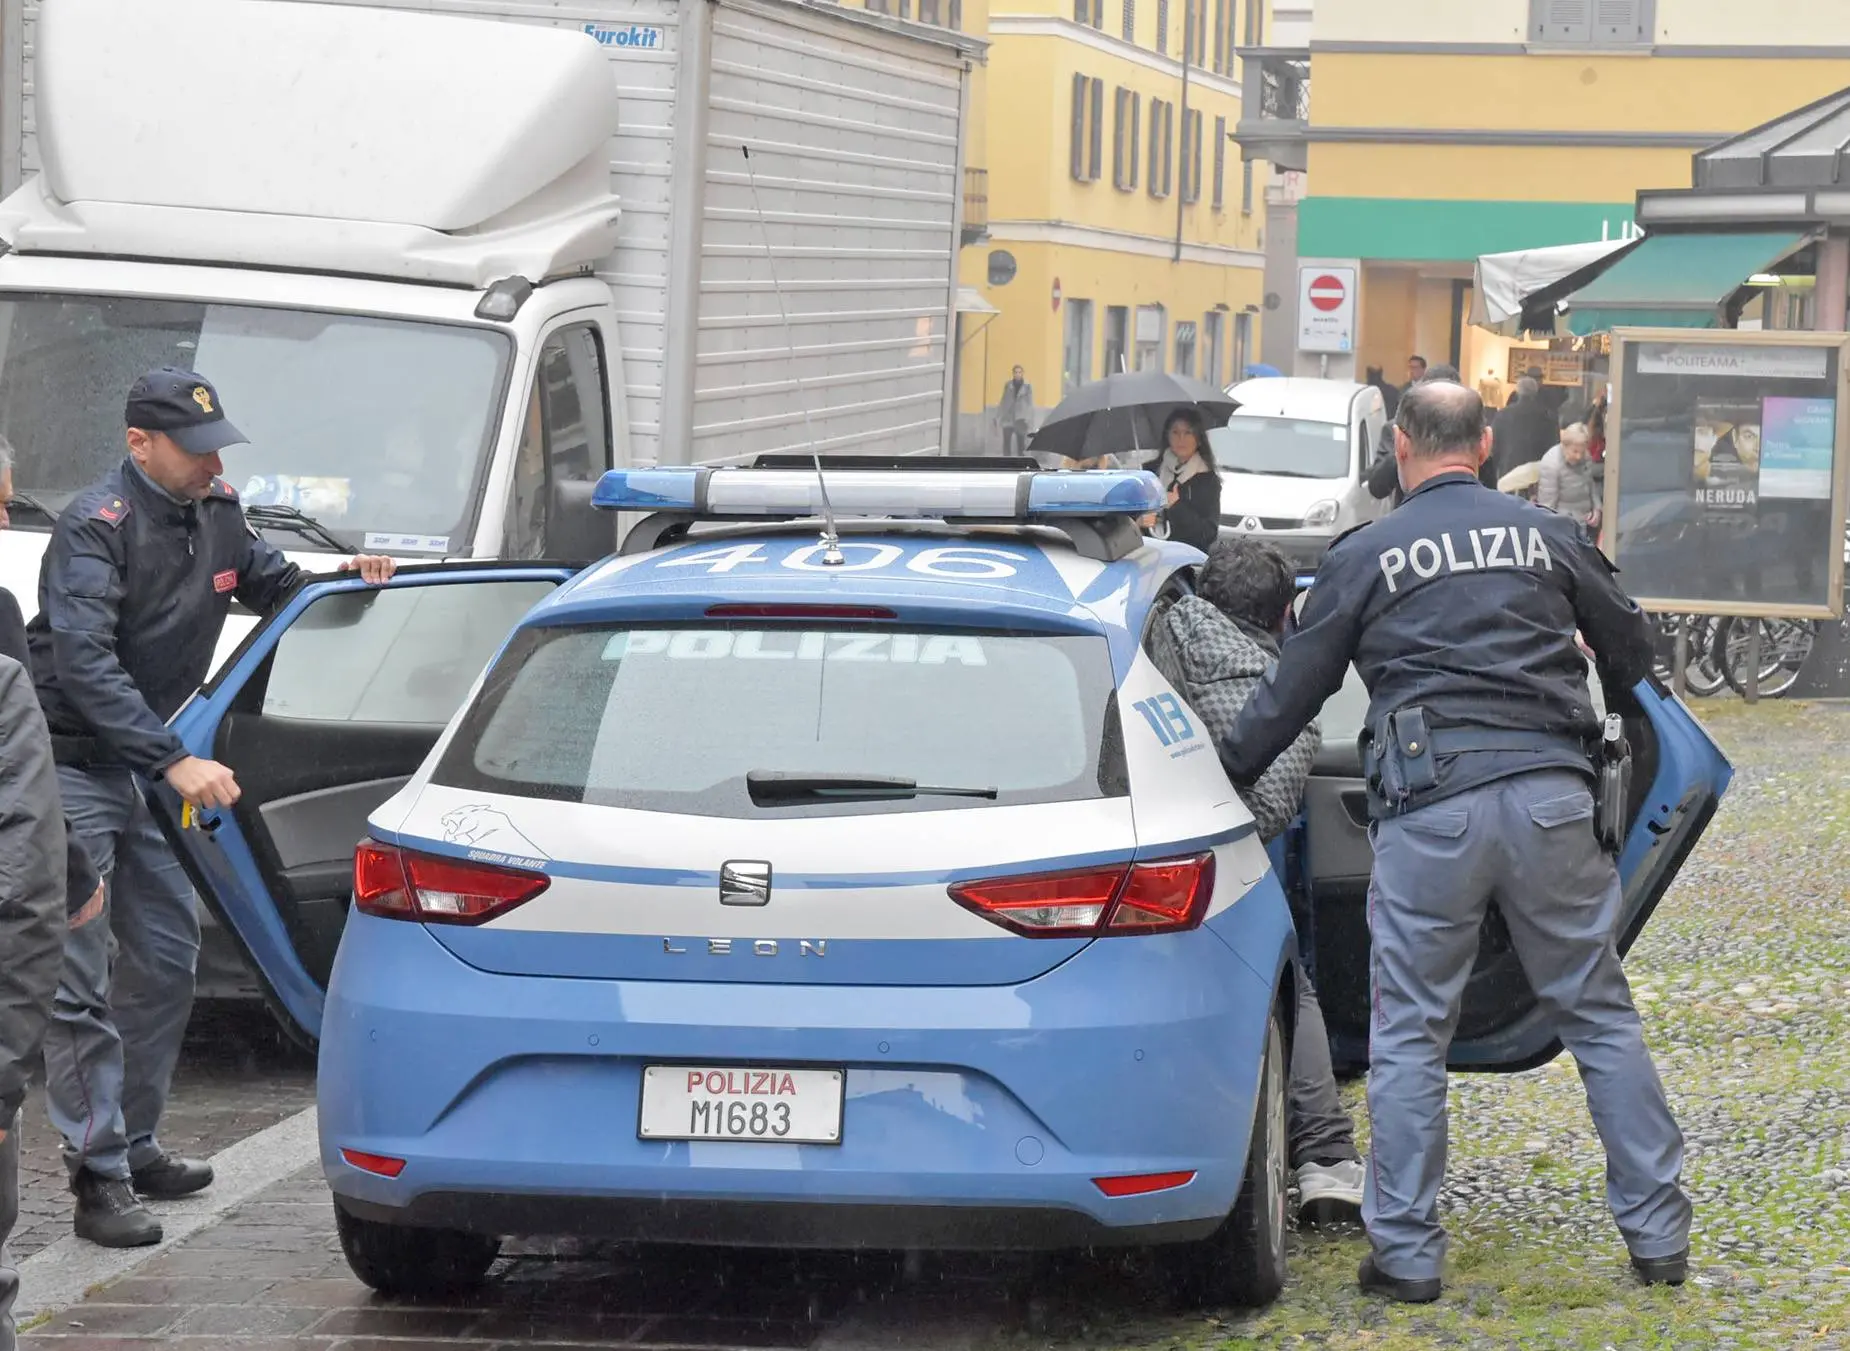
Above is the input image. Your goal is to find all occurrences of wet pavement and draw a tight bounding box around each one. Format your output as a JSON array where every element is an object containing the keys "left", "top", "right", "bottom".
[
  {"left": 13, "top": 1003, "right": 315, "bottom": 1261},
  {"left": 19, "top": 1165, "right": 1052, "bottom": 1350}
]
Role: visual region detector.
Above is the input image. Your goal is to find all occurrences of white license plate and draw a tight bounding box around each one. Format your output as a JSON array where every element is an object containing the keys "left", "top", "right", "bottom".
[{"left": 639, "top": 1065, "right": 844, "bottom": 1144}]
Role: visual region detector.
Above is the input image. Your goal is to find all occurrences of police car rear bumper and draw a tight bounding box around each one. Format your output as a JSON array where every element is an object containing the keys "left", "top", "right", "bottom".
[{"left": 317, "top": 901, "right": 1291, "bottom": 1245}]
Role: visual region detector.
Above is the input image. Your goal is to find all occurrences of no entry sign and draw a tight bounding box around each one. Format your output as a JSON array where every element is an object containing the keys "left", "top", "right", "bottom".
[{"left": 1297, "top": 264, "right": 1356, "bottom": 353}]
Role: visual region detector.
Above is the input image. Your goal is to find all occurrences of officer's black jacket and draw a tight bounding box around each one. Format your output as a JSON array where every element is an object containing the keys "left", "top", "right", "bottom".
[
  {"left": 1220, "top": 469, "right": 1656, "bottom": 811},
  {"left": 27, "top": 459, "right": 302, "bottom": 776}
]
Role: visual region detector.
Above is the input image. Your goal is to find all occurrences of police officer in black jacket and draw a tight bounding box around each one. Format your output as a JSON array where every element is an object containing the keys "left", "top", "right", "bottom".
[
  {"left": 1218, "top": 381, "right": 1688, "bottom": 1303},
  {"left": 27, "top": 368, "right": 395, "bottom": 1248}
]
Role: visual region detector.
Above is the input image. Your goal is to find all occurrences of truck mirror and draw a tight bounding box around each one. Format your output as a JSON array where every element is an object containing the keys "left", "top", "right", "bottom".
[{"left": 549, "top": 477, "right": 619, "bottom": 563}]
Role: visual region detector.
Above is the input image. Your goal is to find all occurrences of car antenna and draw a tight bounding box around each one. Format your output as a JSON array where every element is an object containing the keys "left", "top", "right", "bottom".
[{"left": 741, "top": 143, "right": 844, "bottom": 565}]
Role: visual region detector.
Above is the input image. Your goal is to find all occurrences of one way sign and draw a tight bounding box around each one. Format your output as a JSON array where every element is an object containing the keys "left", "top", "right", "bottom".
[{"left": 1297, "top": 265, "right": 1356, "bottom": 353}]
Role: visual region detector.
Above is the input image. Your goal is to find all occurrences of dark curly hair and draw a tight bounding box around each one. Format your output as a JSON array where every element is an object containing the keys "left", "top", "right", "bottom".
[{"left": 1198, "top": 536, "right": 1295, "bottom": 634}]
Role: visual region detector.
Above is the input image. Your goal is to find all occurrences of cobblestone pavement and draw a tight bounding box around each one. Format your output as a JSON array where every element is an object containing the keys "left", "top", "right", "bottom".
[{"left": 12, "top": 1003, "right": 315, "bottom": 1261}]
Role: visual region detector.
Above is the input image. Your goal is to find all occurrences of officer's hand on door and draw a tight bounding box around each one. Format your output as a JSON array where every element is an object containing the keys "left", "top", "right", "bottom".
[
  {"left": 164, "top": 754, "right": 242, "bottom": 810},
  {"left": 340, "top": 554, "right": 398, "bottom": 585}
]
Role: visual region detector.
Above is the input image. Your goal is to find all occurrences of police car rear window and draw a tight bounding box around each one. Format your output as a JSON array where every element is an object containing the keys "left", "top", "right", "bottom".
[{"left": 433, "top": 624, "right": 1126, "bottom": 818}]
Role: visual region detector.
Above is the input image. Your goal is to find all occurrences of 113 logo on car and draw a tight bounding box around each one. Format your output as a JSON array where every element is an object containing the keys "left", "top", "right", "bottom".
[{"left": 1132, "top": 694, "right": 1201, "bottom": 758}]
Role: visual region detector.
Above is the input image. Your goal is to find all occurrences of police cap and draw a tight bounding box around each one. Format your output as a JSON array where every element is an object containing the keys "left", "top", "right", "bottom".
[{"left": 124, "top": 367, "right": 248, "bottom": 456}]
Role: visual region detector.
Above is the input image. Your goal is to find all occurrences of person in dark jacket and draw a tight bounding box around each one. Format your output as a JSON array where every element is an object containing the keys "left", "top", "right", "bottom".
[
  {"left": 1491, "top": 376, "right": 1559, "bottom": 482},
  {"left": 0, "top": 439, "right": 106, "bottom": 933},
  {"left": 1367, "top": 364, "right": 1494, "bottom": 504},
  {"left": 1143, "top": 408, "right": 1222, "bottom": 553},
  {"left": 1146, "top": 538, "right": 1364, "bottom": 1223},
  {"left": 27, "top": 368, "right": 397, "bottom": 1248}
]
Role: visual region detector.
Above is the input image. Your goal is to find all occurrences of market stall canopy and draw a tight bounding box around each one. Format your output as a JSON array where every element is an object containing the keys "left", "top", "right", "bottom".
[
  {"left": 1469, "top": 239, "right": 1633, "bottom": 335},
  {"left": 1693, "top": 87, "right": 1850, "bottom": 190},
  {"left": 1563, "top": 231, "right": 1812, "bottom": 335}
]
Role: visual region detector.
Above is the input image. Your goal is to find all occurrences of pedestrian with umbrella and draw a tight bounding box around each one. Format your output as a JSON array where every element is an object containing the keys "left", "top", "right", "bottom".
[{"left": 1028, "top": 371, "right": 1232, "bottom": 553}]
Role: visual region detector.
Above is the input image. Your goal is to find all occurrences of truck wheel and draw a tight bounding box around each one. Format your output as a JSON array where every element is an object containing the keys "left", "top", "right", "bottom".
[
  {"left": 334, "top": 1200, "right": 501, "bottom": 1296},
  {"left": 1174, "top": 1004, "right": 1289, "bottom": 1308}
]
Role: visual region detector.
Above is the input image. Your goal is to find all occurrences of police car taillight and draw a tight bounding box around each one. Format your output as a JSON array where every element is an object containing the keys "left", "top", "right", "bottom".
[
  {"left": 353, "top": 841, "right": 550, "bottom": 926},
  {"left": 948, "top": 853, "right": 1215, "bottom": 938}
]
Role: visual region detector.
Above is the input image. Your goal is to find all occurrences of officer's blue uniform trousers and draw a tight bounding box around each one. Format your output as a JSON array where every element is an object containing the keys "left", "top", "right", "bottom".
[
  {"left": 41, "top": 767, "right": 198, "bottom": 1183},
  {"left": 1362, "top": 768, "right": 1690, "bottom": 1280}
]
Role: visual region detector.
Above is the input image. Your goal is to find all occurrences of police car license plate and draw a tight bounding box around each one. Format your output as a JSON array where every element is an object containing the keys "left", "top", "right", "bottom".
[{"left": 638, "top": 1066, "right": 844, "bottom": 1144}]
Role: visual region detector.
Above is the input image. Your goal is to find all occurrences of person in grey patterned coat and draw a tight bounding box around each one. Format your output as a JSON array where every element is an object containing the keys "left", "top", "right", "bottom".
[{"left": 1147, "top": 537, "right": 1365, "bottom": 1222}]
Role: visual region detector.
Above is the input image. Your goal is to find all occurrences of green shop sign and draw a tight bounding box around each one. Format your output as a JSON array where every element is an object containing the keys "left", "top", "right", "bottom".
[{"left": 1299, "top": 197, "right": 1638, "bottom": 262}]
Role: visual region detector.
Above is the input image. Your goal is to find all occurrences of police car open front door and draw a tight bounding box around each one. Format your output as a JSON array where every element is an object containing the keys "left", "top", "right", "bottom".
[
  {"left": 147, "top": 564, "right": 577, "bottom": 1044},
  {"left": 1297, "top": 668, "right": 1732, "bottom": 1075}
]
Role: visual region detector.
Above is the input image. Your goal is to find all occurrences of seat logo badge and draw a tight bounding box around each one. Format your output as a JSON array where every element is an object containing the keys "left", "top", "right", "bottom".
[
  {"left": 1240, "top": 515, "right": 1261, "bottom": 532},
  {"left": 720, "top": 861, "right": 772, "bottom": 906}
]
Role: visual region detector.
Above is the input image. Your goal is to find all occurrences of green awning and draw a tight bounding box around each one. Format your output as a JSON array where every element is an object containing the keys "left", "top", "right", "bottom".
[{"left": 1564, "top": 231, "right": 1810, "bottom": 335}]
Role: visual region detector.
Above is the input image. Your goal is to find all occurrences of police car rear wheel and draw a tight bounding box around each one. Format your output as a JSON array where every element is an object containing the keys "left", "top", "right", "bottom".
[
  {"left": 1173, "top": 1004, "right": 1289, "bottom": 1308},
  {"left": 334, "top": 1201, "right": 501, "bottom": 1296}
]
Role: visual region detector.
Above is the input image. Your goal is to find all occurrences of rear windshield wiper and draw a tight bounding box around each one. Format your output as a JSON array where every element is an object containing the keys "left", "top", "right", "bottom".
[
  {"left": 244, "top": 503, "right": 357, "bottom": 555},
  {"left": 746, "top": 771, "right": 1000, "bottom": 805}
]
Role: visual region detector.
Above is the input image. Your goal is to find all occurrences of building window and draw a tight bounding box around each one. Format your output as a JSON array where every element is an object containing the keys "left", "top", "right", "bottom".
[
  {"left": 1182, "top": 108, "right": 1203, "bottom": 203},
  {"left": 1063, "top": 300, "right": 1095, "bottom": 395},
  {"left": 1074, "top": 0, "right": 1103, "bottom": 25},
  {"left": 1071, "top": 75, "right": 1104, "bottom": 182},
  {"left": 1212, "top": 115, "right": 1227, "bottom": 209},
  {"left": 1241, "top": 159, "right": 1253, "bottom": 214},
  {"left": 1147, "top": 98, "right": 1174, "bottom": 198},
  {"left": 1122, "top": 0, "right": 1135, "bottom": 41},
  {"left": 919, "top": 0, "right": 940, "bottom": 23},
  {"left": 1212, "top": 0, "right": 1227, "bottom": 71},
  {"left": 1174, "top": 320, "right": 1197, "bottom": 378},
  {"left": 1156, "top": 0, "right": 1168, "bottom": 55},
  {"left": 1104, "top": 306, "right": 1130, "bottom": 378},
  {"left": 1242, "top": 0, "right": 1257, "bottom": 45},
  {"left": 1135, "top": 304, "right": 1165, "bottom": 372},
  {"left": 1113, "top": 87, "right": 1141, "bottom": 191},
  {"left": 1233, "top": 310, "right": 1252, "bottom": 382},
  {"left": 1181, "top": 0, "right": 1206, "bottom": 65},
  {"left": 1530, "top": 0, "right": 1652, "bottom": 44},
  {"left": 1203, "top": 311, "right": 1225, "bottom": 388}
]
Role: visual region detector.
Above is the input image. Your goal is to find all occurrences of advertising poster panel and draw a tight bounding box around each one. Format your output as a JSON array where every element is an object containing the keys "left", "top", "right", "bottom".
[{"left": 1605, "top": 331, "right": 1849, "bottom": 619}]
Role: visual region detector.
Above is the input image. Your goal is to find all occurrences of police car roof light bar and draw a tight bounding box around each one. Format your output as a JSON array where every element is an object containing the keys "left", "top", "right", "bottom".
[{"left": 595, "top": 467, "right": 1163, "bottom": 563}]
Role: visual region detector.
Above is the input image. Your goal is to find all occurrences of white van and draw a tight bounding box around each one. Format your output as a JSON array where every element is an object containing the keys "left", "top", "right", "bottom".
[{"left": 1212, "top": 378, "right": 1389, "bottom": 569}]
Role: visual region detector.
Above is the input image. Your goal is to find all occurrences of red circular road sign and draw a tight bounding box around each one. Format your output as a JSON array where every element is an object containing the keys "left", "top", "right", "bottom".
[
  {"left": 1307, "top": 274, "right": 1347, "bottom": 312},
  {"left": 1052, "top": 278, "right": 1063, "bottom": 312}
]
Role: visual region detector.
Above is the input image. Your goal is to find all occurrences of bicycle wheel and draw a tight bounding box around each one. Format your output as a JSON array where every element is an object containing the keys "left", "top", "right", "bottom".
[
  {"left": 1718, "top": 617, "right": 1817, "bottom": 699},
  {"left": 1653, "top": 615, "right": 1727, "bottom": 698}
]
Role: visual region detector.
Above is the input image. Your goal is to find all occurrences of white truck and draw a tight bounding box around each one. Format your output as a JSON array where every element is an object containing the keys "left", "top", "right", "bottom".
[{"left": 0, "top": 0, "right": 977, "bottom": 634}]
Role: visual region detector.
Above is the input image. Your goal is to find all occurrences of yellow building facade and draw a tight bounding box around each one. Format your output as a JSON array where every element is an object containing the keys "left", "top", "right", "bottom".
[{"left": 1260, "top": 0, "right": 1850, "bottom": 395}]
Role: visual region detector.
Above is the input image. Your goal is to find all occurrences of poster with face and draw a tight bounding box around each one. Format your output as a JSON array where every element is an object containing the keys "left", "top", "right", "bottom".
[{"left": 1692, "top": 400, "right": 1762, "bottom": 512}]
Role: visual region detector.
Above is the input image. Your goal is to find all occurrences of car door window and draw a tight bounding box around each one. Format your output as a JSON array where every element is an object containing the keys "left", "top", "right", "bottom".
[
  {"left": 505, "top": 324, "right": 612, "bottom": 559},
  {"left": 263, "top": 579, "right": 559, "bottom": 725}
]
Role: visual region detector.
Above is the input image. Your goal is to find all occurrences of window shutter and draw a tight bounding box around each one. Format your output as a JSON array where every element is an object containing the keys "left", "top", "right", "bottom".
[
  {"left": 1530, "top": 0, "right": 1593, "bottom": 42},
  {"left": 1148, "top": 100, "right": 1163, "bottom": 196},
  {"left": 1130, "top": 94, "right": 1140, "bottom": 190},
  {"left": 1156, "top": 0, "right": 1169, "bottom": 55},
  {"left": 1123, "top": 0, "right": 1135, "bottom": 41},
  {"left": 1213, "top": 115, "right": 1226, "bottom": 208},
  {"left": 1071, "top": 74, "right": 1089, "bottom": 180},
  {"left": 1080, "top": 79, "right": 1095, "bottom": 181},
  {"left": 1593, "top": 0, "right": 1648, "bottom": 42}
]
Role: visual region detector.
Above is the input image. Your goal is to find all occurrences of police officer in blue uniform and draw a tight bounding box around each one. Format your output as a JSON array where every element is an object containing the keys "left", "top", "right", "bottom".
[
  {"left": 1219, "top": 381, "right": 1689, "bottom": 1302},
  {"left": 27, "top": 368, "right": 395, "bottom": 1248}
]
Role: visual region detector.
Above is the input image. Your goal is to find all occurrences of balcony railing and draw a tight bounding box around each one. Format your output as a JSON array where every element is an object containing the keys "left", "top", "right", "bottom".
[
  {"left": 962, "top": 166, "right": 988, "bottom": 245},
  {"left": 1234, "top": 47, "right": 1309, "bottom": 173}
]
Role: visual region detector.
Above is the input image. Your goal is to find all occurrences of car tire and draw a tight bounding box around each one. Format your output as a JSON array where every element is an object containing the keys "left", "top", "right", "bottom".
[
  {"left": 334, "top": 1201, "right": 501, "bottom": 1296},
  {"left": 1173, "top": 1003, "right": 1289, "bottom": 1309}
]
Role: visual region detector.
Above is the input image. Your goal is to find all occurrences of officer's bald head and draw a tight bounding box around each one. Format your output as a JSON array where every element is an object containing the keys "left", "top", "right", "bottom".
[{"left": 1394, "top": 381, "right": 1490, "bottom": 491}]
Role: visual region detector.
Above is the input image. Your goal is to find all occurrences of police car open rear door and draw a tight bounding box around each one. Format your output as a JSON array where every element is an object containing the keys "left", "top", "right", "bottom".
[
  {"left": 146, "top": 563, "right": 577, "bottom": 1044},
  {"left": 1295, "top": 667, "right": 1732, "bottom": 1074}
]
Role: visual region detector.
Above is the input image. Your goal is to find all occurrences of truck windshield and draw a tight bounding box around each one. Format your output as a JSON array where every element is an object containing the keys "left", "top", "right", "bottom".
[{"left": 0, "top": 293, "right": 511, "bottom": 552}]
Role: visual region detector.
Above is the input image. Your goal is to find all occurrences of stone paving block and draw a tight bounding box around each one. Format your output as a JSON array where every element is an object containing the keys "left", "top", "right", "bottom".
[
  {"left": 32, "top": 1302, "right": 183, "bottom": 1336},
  {"left": 162, "top": 1300, "right": 329, "bottom": 1336},
  {"left": 305, "top": 1305, "right": 490, "bottom": 1339},
  {"left": 631, "top": 1316, "right": 822, "bottom": 1349}
]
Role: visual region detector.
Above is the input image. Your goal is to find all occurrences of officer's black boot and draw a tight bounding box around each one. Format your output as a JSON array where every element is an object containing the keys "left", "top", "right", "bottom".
[
  {"left": 131, "top": 1153, "right": 214, "bottom": 1199},
  {"left": 1630, "top": 1248, "right": 1688, "bottom": 1286},
  {"left": 1357, "top": 1253, "right": 1442, "bottom": 1304},
  {"left": 72, "top": 1169, "right": 163, "bottom": 1248}
]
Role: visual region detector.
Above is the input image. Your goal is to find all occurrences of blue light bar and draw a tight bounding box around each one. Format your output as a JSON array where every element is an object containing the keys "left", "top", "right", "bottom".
[{"left": 591, "top": 467, "right": 1163, "bottom": 520}]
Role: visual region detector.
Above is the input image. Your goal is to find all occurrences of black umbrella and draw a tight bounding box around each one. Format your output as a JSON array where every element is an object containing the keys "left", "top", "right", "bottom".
[{"left": 1027, "top": 371, "right": 1237, "bottom": 462}]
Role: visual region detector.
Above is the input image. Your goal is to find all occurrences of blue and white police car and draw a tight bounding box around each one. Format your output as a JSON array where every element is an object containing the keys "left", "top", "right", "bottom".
[{"left": 148, "top": 464, "right": 1732, "bottom": 1307}]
